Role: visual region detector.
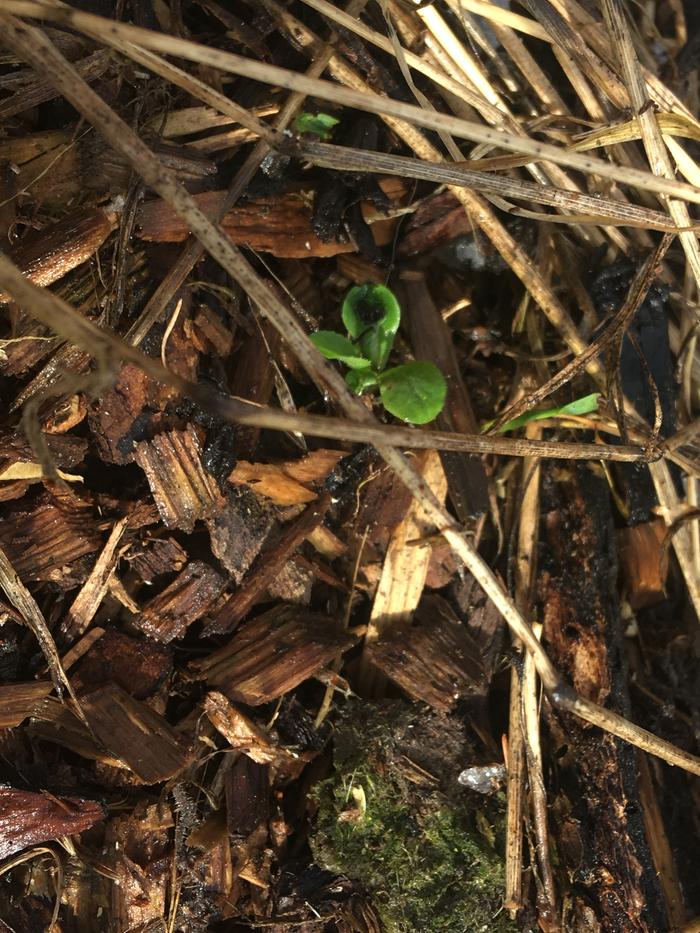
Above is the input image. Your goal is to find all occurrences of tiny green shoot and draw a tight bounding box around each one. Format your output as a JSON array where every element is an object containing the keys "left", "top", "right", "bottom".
[
  {"left": 483, "top": 392, "right": 601, "bottom": 434},
  {"left": 310, "top": 284, "right": 447, "bottom": 425},
  {"left": 295, "top": 112, "right": 340, "bottom": 140}
]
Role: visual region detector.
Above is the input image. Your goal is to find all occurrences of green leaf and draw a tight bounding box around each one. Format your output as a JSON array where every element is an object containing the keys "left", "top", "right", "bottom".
[
  {"left": 378, "top": 362, "right": 447, "bottom": 424},
  {"left": 310, "top": 331, "right": 372, "bottom": 369},
  {"left": 342, "top": 284, "right": 401, "bottom": 370},
  {"left": 346, "top": 369, "right": 380, "bottom": 395},
  {"left": 295, "top": 112, "right": 340, "bottom": 140},
  {"left": 487, "top": 392, "right": 601, "bottom": 434}
]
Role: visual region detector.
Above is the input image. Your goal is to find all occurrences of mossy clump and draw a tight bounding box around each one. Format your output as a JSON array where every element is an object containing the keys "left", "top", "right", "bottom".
[{"left": 310, "top": 701, "right": 515, "bottom": 933}]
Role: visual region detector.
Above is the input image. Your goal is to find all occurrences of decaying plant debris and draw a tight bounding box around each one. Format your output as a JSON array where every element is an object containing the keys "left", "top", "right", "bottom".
[{"left": 1, "top": 0, "right": 700, "bottom": 930}]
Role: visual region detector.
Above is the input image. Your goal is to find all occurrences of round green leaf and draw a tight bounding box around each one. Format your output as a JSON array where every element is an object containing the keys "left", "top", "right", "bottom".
[
  {"left": 310, "top": 331, "right": 372, "bottom": 369},
  {"left": 378, "top": 362, "right": 447, "bottom": 424},
  {"left": 342, "top": 284, "right": 401, "bottom": 343}
]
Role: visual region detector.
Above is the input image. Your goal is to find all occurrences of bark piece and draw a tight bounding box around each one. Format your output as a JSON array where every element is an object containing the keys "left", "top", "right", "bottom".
[
  {"left": 398, "top": 270, "right": 488, "bottom": 519},
  {"left": 135, "top": 424, "right": 224, "bottom": 532},
  {"left": 0, "top": 488, "right": 100, "bottom": 586},
  {"left": 193, "top": 604, "right": 355, "bottom": 705},
  {"left": 365, "top": 593, "right": 486, "bottom": 711},
  {"left": 135, "top": 560, "right": 227, "bottom": 643},
  {"left": 137, "top": 190, "right": 357, "bottom": 258},
  {"left": 0, "top": 786, "right": 104, "bottom": 859},
  {"left": 80, "top": 685, "right": 191, "bottom": 783}
]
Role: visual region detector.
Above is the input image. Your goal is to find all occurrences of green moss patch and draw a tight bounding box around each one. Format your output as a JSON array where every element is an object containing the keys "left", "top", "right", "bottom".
[{"left": 310, "top": 701, "right": 515, "bottom": 933}]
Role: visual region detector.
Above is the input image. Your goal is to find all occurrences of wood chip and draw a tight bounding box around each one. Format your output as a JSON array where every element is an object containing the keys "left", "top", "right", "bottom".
[
  {"left": 79, "top": 685, "right": 191, "bottom": 783},
  {"left": 0, "top": 488, "right": 100, "bottom": 586},
  {"left": 135, "top": 424, "right": 224, "bottom": 532},
  {"left": 0, "top": 680, "right": 53, "bottom": 728},
  {"left": 193, "top": 604, "right": 355, "bottom": 705},
  {"left": 204, "top": 690, "right": 310, "bottom": 778},
  {"left": 126, "top": 534, "right": 187, "bottom": 584},
  {"left": 204, "top": 494, "right": 330, "bottom": 636},
  {"left": 135, "top": 560, "right": 227, "bottom": 643},
  {"left": 365, "top": 593, "right": 486, "bottom": 710},
  {"left": 618, "top": 519, "right": 668, "bottom": 609}
]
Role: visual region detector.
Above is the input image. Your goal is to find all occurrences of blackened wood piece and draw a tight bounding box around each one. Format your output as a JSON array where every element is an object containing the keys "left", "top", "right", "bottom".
[{"left": 539, "top": 463, "right": 665, "bottom": 932}]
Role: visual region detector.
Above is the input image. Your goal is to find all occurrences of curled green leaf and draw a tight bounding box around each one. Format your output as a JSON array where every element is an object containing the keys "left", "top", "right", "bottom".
[
  {"left": 310, "top": 331, "right": 372, "bottom": 369},
  {"left": 378, "top": 361, "right": 447, "bottom": 424},
  {"left": 342, "top": 284, "right": 401, "bottom": 371},
  {"left": 346, "top": 369, "right": 380, "bottom": 395}
]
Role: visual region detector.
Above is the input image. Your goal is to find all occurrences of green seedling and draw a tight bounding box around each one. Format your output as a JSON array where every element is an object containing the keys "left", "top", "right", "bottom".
[
  {"left": 484, "top": 392, "right": 601, "bottom": 434},
  {"left": 294, "top": 111, "right": 340, "bottom": 140},
  {"left": 310, "top": 284, "right": 447, "bottom": 425}
]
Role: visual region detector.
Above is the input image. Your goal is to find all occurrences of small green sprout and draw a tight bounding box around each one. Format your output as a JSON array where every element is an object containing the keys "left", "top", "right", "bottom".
[
  {"left": 294, "top": 111, "right": 340, "bottom": 140},
  {"left": 310, "top": 284, "right": 447, "bottom": 425}
]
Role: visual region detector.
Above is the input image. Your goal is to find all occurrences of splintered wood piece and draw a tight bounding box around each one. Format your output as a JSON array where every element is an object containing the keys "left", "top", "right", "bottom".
[
  {"left": 204, "top": 494, "right": 330, "bottom": 636},
  {"left": 0, "top": 206, "right": 117, "bottom": 303},
  {"left": 136, "top": 190, "right": 357, "bottom": 258},
  {"left": 0, "top": 681, "right": 53, "bottom": 728},
  {"left": 0, "top": 489, "right": 101, "bottom": 586},
  {"left": 79, "top": 685, "right": 191, "bottom": 783},
  {"left": 359, "top": 449, "right": 447, "bottom": 694},
  {"left": 134, "top": 424, "right": 224, "bottom": 532},
  {"left": 617, "top": 519, "right": 668, "bottom": 609},
  {"left": 193, "top": 604, "right": 355, "bottom": 705},
  {"left": 365, "top": 593, "right": 485, "bottom": 710},
  {"left": 205, "top": 486, "right": 275, "bottom": 584},
  {"left": 135, "top": 560, "right": 227, "bottom": 643},
  {"left": 126, "top": 534, "right": 187, "bottom": 584},
  {"left": 0, "top": 786, "right": 104, "bottom": 859},
  {"left": 229, "top": 449, "right": 344, "bottom": 506},
  {"left": 203, "top": 691, "right": 309, "bottom": 777},
  {"left": 60, "top": 516, "right": 129, "bottom": 644}
]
